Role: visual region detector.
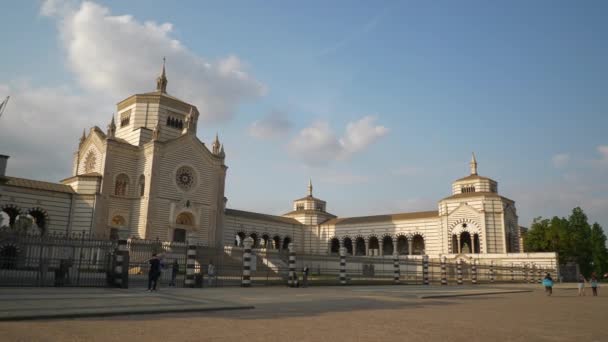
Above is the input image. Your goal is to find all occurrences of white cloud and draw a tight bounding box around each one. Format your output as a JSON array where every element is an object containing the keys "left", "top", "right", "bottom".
[
  {"left": 552, "top": 153, "right": 570, "bottom": 168},
  {"left": 42, "top": 0, "right": 265, "bottom": 122},
  {"left": 597, "top": 145, "right": 608, "bottom": 162},
  {"left": 287, "top": 116, "right": 388, "bottom": 165},
  {"left": 248, "top": 110, "right": 292, "bottom": 140}
]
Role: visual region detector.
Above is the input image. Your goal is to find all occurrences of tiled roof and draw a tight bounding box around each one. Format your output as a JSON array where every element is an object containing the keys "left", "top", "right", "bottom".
[
  {"left": 3, "top": 177, "right": 75, "bottom": 194},
  {"left": 225, "top": 208, "right": 302, "bottom": 225},
  {"left": 323, "top": 211, "right": 439, "bottom": 226}
]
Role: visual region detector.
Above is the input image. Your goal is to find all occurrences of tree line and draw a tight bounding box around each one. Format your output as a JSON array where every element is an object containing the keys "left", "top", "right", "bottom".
[{"left": 524, "top": 207, "right": 608, "bottom": 277}]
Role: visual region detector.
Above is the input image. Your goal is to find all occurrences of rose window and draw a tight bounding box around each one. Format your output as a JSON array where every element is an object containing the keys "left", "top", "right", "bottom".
[{"left": 175, "top": 166, "right": 195, "bottom": 191}]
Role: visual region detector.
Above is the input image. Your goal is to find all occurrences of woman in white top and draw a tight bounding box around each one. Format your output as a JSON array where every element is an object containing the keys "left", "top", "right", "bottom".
[{"left": 577, "top": 274, "right": 586, "bottom": 296}]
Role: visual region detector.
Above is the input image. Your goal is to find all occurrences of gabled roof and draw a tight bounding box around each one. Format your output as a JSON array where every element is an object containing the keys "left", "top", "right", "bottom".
[
  {"left": 225, "top": 208, "right": 302, "bottom": 225},
  {"left": 323, "top": 210, "right": 439, "bottom": 226},
  {"left": 2, "top": 176, "right": 75, "bottom": 194}
]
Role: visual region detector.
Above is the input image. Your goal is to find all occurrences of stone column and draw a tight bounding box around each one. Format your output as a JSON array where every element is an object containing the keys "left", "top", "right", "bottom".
[
  {"left": 288, "top": 243, "right": 296, "bottom": 287},
  {"left": 379, "top": 240, "right": 384, "bottom": 257},
  {"left": 457, "top": 259, "right": 463, "bottom": 285},
  {"left": 489, "top": 260, "right": 495, "bottom": 283},
  {"left": 339, "top": 247, "right": 347, "bottom": 285},
  {"left": 113, "top": 239, "right": 129, "bottom": 289},
  {"left": 185, "top": 244, "right": 197, "bottom": 288},
  {"left": 364, "top": 239, "right": 369, "bottom": 256},
  {"left": 242, "top": 237, "right": 253, "bottom": 287},
  {"left": 392, "top": 237, "right": 397, "bottom": 256},
  {"left": 441, "top": 256, "right": 448, "bottom": 285},
  {"left": 408, "top": 239, "right": 413, "bottom": 256},
  {"left": 423, "top": 255, "right": 429, "bottom": 285},
  {"left": 471, "top": 260, "right": 478, "bottom": 285},
  {"left": 393, "top": 253, "right": 400, "bottom": 285}
]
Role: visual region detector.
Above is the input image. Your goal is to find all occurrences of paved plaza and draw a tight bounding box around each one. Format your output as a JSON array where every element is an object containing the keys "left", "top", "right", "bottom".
[{"left": 0, "top": 284, "right": 605, "bottom": 341}]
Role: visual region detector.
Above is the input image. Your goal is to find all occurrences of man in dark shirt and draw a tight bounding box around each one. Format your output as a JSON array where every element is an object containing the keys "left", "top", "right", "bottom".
[
  {"left": 302, "top": 265, "right": 309, "bottom": 288},
  {"left": 147, "top": 253, "right": 161, "bottom": 291}
]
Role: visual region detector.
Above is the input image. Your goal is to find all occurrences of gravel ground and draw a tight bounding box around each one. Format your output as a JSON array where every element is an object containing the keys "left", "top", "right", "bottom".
[{"left": 0, "top": 287, "right": 605, "bottom": 342}]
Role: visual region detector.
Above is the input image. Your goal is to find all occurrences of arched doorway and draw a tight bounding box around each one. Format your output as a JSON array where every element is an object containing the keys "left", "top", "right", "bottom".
[
  {"left": 273, "top": 236, "right": 281, "bottom": 250},
  {"left": 368, "top": 236, "right": 379, "bottom": 255},
  {"left": 28, "top": 208, "right": 48, "bottom": 236},
  {"left": 412, "top": 235, "right": 425, "bottom": 255},
  {"left": 261, "top": 234, "right": 270, "bottom": 248},
  {"left": 460, "top": 232, "right": 472, "bottom": 254},
  {"left": 343, "top": 237, "right": 353, "bottom": 255},
  {"left": 235, "top": 232, "right": 246, "bottom": 247},
  {"left": 355, "top": 237, "right": 366, "bottom": 256},
  {"left": 329, "top": 238, "right": 340, "bottom": 254},
  {"left": 1, "top": 205, "right": 21, "bottom": 227},
  {"left": 382, "top": 236, "right": 393, "bottom": 256},
  {"left": 397, "top": 236, "right": 408, "bottom": 255},
  {"left": 282, "top": 236, "right": 291, "bottom": 250},
  {"left": 250, "top": 233, "right": 259, "bottom": 248}
]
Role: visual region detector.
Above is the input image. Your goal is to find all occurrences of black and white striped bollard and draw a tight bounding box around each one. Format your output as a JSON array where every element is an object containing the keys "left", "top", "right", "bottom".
[
  {"left": 185, "top": 244, "right": 197, "bottom": 287},
  {"left": 288, "top": 243, "right": 296, "bottom": 287},
  {"left": 471, "top": 259, "right": 477, "bottom": 285},
  {"left": 242, "top": 237, "right": 253, "bottom": 287},
  {"left": 114, "top": 239, "right": 129, "bottom": 288},
  {"left": 423, "top": 255, "right": 429, "bottom": 285},
  {"left": 393, "top": 253, "right": 400, "bottom": 284},
  {"left": 490, "top": 260, "right": 495, "bottom": 283},
  {"left": 440, "top": 256, "right": 447, "bottom": 286},
  {"left": 510, "top": 263, "right": 515, "bottom": 282},
  {"left": 339, "top": 247, "right": 347, "bottom": 285},
  {"left": 457, "top": 259, "right": 463, "bottom": 285}
]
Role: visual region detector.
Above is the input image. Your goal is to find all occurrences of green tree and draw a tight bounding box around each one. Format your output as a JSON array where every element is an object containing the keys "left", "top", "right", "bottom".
[{"left": 590, "top": 223, "right": 608, "bottom": 276}]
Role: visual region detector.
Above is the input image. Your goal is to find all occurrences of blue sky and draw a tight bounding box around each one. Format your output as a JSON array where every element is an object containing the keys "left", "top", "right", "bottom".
[{"left": 0, "top": 0, "right": 607, "bottom": 228}]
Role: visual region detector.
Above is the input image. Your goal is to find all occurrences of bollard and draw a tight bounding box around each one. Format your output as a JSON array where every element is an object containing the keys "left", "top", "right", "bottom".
[
  {"left": 185, "top": 244, "right": 197, "bottom": 288},
  {"left": 339, "top": 247, "right": 347, "bottom": 285},
  {"left": 471, "top": 260, "right": 477, "bottom": 285},
  {"left": 242, "top": 237, "right": 253, "bottom": 287},
  {"left": 529, "top": 264, "right": 536, "bottom": 284},
  {"left": 510, "top": 263, "right": 515, "bottom": 282},
  {"left": 393, "top": 253, "right": 400, "bottom": 285},
  {"left": 288, "top": 243, "right": 296, "bottom": 287},
  {"left": 457, "top": 259, "right": 463, "bottom": 285},
  {"left": 537, "top": 267, "right": 542, "bottom": 283},
  {"left": 423, "top": 255, "right": 429, "bottom": 285},
  {"left": 524, "top": 264, "right": 528, "bottom": 283},
  {"left": 490, "top": 260, "right": 495, "bottom": 283},
  {"left": 114, "top": 239, "right": 129, "bottom": 288},
  {"left": 441, "top": 256, "right": 447, "bottom": 285}
]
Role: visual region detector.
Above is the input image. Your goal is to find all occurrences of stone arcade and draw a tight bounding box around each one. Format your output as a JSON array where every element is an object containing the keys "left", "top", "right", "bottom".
[{"left": 0, "top": 63, "right": 557, "bottom": 268}]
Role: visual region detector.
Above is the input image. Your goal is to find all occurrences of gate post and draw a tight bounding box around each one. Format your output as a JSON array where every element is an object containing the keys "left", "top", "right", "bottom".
[
  {"left": 185, "top": 244, "right": 197, "bottom": 288},
  {"left": 393, "top": 252, "right": 400, "bottom": 285},
  {"left": 440, "top": 256, "right": 447, "bottom": 285},
  {"left": 471, "top": 259, "right": 477, "bottom": 285},
  {"left": 422, "top": 255, "right": 429, "bottom": 285},
  {"left": 242, "top": 237, "right": 253, "bottom": 287},
  {"left": 457, "top": 259, "right": 463, "bottom": 285},
  {"left": 113, "top": 239, "right": 129, "bottom": 289},
  {"left": 339, "top": 247, "right": 347, "bottom": 285},
  {"left": 489, "top": 260, "right": 495, "bottom": 283},
  {"left": 288, "top": 243, "right": 296, "bottom": 287}
]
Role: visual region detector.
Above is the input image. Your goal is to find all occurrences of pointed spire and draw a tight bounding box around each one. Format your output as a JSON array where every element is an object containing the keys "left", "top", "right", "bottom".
[
  {"left": 107, "top": 116, "right": 116, "bottom": 138},
  {"left": 212, "top": 132, "right": 221, "bottom": 155},
  {"left": 219, "top": 144, "right": 225, "bottom": 158},
  {"left": 470, "top": 152, "right": 478, "bottom": 175},
  {"left": 156, "top": 57, "right": 168, "bottom": 93},
  {"left": 308, "top": 178, "right": 313, "bottom": 197}
]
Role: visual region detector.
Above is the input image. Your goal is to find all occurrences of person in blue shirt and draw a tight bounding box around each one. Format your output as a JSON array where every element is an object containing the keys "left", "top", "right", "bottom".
[{"left": 542, "top": 273, "right": 554, "bottom": 296}]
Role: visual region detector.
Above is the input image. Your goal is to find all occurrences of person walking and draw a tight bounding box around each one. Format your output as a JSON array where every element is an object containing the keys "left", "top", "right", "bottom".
[
  {"left": 147, "top": 253, "right": 161, "bottom": 291},
  {"left": 590, "top": 273, "right": 599, "bottom": 296},
  {"left": 169, "top": 260, "right": 179, "bottom": 287},
  {"left": 302, "top": 265, "right": 309, "bottom": 288},
  {"left": 577, "top": 273, "right": 586, "bottom": 296},
  {"left": 542, "top": 273, "right": 554, "bottom": 296},
  {"left": 207, "top": 261, "right": 215, "bottom": 287}
]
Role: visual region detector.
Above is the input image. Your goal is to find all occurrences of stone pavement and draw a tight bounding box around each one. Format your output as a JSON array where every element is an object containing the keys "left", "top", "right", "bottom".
[{"left": 0, "top": 283, "right": 542, "bottom": 321}]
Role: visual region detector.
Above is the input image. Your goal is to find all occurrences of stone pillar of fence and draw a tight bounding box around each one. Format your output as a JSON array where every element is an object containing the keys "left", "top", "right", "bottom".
[
  {"left": 510, "top": 263, "right": 515, "bottom": 282},
  {"left": 242, "top": 237, "right": 253, "bottom": 287},
  {"left": 185, "top": 244, "right": 197, "bottom": 288},
  {"left": 537, "top": 267, "right": 542, "bottom": 283},
  {"left": 288, "top": 242, "right": 296, "bottom": 287},
  {"left": 457, "top": 259, "right": 463, "bottom": 285},
  {"left": 529, "top": 264, "right": 535, "bottom": 284},
  {"left": 423, "top": 255, "right": 429, "bottom": 285},
  {"left": 393, "top": 252, "right": 400, "bottom": 285},
  {"left": 339, "top": 247, "right": 347, "bottom": 285},
  {"left": 471, "top": 259, "right": 477, "bottom": 285},
  {"left": 440, "top": 256, "right": 447, "bottom": 285},
  {"left": 113, "top": 239, "right": 129, "bottom": 289},
  {"left": 489, "top": 260, "right": 495, "bottom": 283}
]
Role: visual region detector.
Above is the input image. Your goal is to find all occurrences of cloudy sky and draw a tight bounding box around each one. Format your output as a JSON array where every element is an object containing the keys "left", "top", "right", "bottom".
[{"left": 1, "top": 0, "right": 607, "bottom": 228}]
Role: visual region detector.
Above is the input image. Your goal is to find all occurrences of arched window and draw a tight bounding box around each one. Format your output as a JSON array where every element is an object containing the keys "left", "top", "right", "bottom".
[
  {"left": 343, "top": 237, "right": 353, "bottom": 255},
  {"left": 355, "top": 237, "right": 366, "bottom": 256},
  {"left": 28, "top": 208, "right": 48, "bottom": 236},
  {"left": 138, "top": 175, "right": 145, "bottom": 197},
  {"left": 1, "top": 205, "right": 21, "bottom": 228},
  {"left": 262, "top": 234, "right": 270, "bottom": 248},
  {"left": 114, "top": 174, "right": 129, "bottom": 196},
  {"left": 176, "top": 212, "right": 194, "bottom": 226},
  {"left": 460, "top": 232, "right": 472, "bottom": 254},
  {"left": 368, "top": 236, "right": 380, "bottom": 251},
  {"left": 250, "top": 233, "right": 259, "bottom": 248},
  {"left": 282, "top": 236, "right": 291, "bottom": 250},
  {"left": 397, "top": 236, "right": 408, "bottom": 255},
  {"left": 235, "top": 232, "right": 246, "bottom": 247},
  {"left": 412, "top": 235, "right": 425, "bottom": 255},
  {"left": 273, "top": 235, "right": 281, "bottom": 250},
  {"left": 329, "top": 238, "right": 340, "bottom": 254},
  {"left": 382, "top": 236, "right": 394, "bottom": 256}
]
